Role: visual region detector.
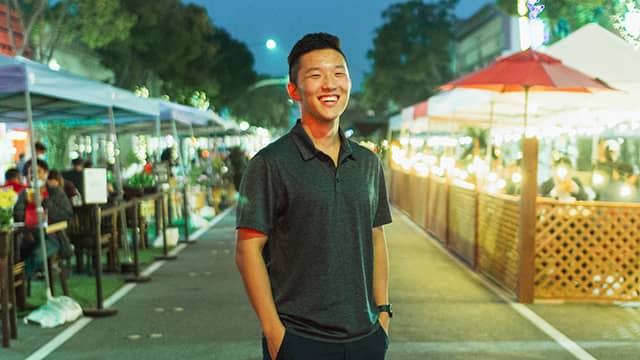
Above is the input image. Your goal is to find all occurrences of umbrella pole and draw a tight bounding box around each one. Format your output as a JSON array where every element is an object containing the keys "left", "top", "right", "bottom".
[
  {"left": 486, "top": 101, "right": 494, "bottom": 171},
  {"left": 25, "top": 89, "right": 52, "bottom": 300}
]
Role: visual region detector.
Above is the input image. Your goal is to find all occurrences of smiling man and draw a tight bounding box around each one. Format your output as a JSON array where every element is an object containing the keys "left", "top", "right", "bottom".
[{"left": 235, "top": 33, "right": 392, "bottom": 360}]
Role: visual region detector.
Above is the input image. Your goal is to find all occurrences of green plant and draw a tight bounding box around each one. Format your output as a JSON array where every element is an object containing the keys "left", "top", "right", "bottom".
[
  {"left": 127, "top": 164, "right": 156, "bottom": 189},
  {"left": 35, "top": 121, "right": 70, "bottom": 170},
  {"left": 0, "top": 188, "right": 18, "bottom": 231}
]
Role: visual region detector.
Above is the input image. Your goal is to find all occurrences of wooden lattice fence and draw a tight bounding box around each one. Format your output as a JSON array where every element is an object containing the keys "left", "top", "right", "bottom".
[
  {"left": 535, "top": 200, "right": 640, "bottom": 301},
  {"left": 448, "top": 182, "right": 477, "bottom": 266},
  {"left": 477, "top": 193, "right": 521, "bottom": 297},
  {"left": 426, "top": 176, "right": 448, "bottom": 242}
]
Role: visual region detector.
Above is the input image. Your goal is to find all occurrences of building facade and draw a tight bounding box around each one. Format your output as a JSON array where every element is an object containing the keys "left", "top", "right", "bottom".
[
  {"left": 0, "top": 3, "right": 28, "bottom": 57},
  {"left": 453, "top": 4, "right": 521, "bottom": 77}
]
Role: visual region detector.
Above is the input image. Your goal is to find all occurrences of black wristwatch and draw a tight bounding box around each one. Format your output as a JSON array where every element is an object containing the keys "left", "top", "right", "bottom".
[{"left": 377, "top": 304, "right": 393, "bottom": 318}]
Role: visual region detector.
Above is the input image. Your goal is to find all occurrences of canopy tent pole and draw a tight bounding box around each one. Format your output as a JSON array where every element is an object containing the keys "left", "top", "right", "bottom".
[
  {"left": 25, "top": 88, "right": 52, "bottom": 300},
  {"left": 108, "top": 106, "right": 133, "bottom": 265},
  {"left": 155, "top": 115, "right": 162, "bottom": 162},
  {"left": 173, "top": 119, "right": 193, "bottom": 243},
  {"left": 154, "top": 114, "right": 177, "bottom": 260}
]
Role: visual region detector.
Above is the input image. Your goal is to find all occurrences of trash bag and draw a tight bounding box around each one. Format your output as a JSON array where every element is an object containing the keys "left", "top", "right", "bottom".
[
  {"left": 25, "top": 296, "right": 83, "bottom": 328},
  {"left": 153, "top": 227, "right": 179, "bottom": 248}
]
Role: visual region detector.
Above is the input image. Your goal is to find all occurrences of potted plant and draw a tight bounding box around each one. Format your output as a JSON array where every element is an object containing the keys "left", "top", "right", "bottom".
[
  {"left": 0, "top": 188, "right": 17, "bottom": 257},
  {"left": 124, "top": 163, "right": 157, "bottom": 199}
]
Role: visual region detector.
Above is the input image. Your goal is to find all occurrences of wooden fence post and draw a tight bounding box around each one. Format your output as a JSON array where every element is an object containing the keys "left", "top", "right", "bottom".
[{"left": 518, "top": 136, "right": 539, "bottom": 303}]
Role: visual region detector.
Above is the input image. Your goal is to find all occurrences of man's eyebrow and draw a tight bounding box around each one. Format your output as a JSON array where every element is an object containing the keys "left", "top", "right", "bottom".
[{"left": 304, "top": 65, "right": 347, "bottom": 74}]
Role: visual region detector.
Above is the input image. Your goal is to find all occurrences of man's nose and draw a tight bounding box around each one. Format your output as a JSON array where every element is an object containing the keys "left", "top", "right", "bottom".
[{"left": 322, "top": 75, "right": 337, "bottom": 89}]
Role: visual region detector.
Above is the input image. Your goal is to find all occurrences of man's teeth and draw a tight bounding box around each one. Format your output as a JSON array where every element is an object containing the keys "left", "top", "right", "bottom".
[{"left": 321, "top": 96, "right": 338, "bottom": 102}]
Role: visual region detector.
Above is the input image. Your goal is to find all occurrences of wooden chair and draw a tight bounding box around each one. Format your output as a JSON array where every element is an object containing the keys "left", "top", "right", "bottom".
[
  {"left": 13, "top": 227, "right": 69, "bottom": 302},
  {"left": 67, "top": 205, "right": 118, "bottom": 273}
]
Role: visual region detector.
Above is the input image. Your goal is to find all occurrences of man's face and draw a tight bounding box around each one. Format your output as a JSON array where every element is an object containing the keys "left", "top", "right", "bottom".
[
  {"left": 288, "top": 49, "right": 351, "bottom": 123},
  {"left": 27, "top": 167, "right": 47, "bottom": 184}
]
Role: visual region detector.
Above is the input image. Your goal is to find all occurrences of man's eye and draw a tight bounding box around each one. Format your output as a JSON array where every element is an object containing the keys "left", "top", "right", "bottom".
[
  {"left": 309, "top": 74, "right": 321, "bottom": 79},
  {"left": 335, "top": 72, "right": 346, "bottom": 77}
]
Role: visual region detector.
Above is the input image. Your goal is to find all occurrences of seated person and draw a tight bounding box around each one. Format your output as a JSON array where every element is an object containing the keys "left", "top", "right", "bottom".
[
  {"left": 539, "top": 157, "right": 588, "bottom": 201},
  {"left": 598, "top": 162, "right": 640, "bottom": 202},
  {"left": 49, "top": 170, "right": 83, "bottom": 207},
  {"left": 13, "top": 159, "right": 74, "bottom": 274},
  {"left": 62, "top": 157, "right": 85, "bottom": 197},
  {"left": 2, "top": 167, "right": 27, "bottom": 193}
]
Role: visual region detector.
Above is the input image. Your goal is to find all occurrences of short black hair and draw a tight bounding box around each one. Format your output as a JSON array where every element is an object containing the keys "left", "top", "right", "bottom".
[
  {"left": 48, "top": 169, "right": 63, "bottom": 182},
  {"left": 71, "top": 157, "right": 84, "bottom": 167},
  {"left": 553, "top": 157, "right": 573, "bottom": 168},
  {"left": 22, "top": 159, "right": 49, "bottom": 176},
  {"left": 35, "top": 141, "right": 47, "bottom": 152},
  {"left": 288, "top": 32, "right": 347, "bottom": 85},
  {"left": 4, "top": 168, "right": 19, "bottom": 181}
]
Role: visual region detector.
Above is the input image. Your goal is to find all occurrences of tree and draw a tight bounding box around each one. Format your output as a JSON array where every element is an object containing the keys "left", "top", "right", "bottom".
[
  {"left": 208, "top": 28, "right": 258, "bottom": 112},
  {"left": 496, "top": 0, "right": 627, "bottom": 42},
  {"left": 362, "top": 0, "right": 459, "bottom": 115},
  {"left": 4, "top": 0, "right": 47, "bottom": 57},
  {"left": 4, "top": 0, "right": 135, "bottom": 62},
  {"left": 230, "top": 79, "right": 294, "bottom": 130},
  {"left": 98, "top": 1, "right": 217, "bottom": 98}
]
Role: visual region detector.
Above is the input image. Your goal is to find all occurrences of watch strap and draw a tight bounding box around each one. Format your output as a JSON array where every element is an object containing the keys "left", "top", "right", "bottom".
[{"left": 377, "top": 304, "right": 393, "bottom": 317}]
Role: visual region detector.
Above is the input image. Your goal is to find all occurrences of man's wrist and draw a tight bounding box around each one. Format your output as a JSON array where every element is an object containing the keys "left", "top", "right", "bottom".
[{"left": 261, "top": 319, "right": 284, "bottom": 335}]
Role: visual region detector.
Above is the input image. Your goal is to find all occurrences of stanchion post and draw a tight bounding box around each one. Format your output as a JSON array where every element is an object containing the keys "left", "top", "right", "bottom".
[
  {"left": 125, "top": 199, "right": 151, "bottom": 283},
  {"left": 179, "top": 184, "right": 194, "bottom": 244},
  {"left": 156, "top": 190, "right": 177, "bottom": 261},
  {"left": 83, "top": 205, "right": 117, "bottom": 317}
]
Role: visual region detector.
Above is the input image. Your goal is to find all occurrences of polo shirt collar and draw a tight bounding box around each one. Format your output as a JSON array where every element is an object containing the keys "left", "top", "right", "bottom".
[{"left": 290, "top": 119, "right": 354, "bottom": 162}]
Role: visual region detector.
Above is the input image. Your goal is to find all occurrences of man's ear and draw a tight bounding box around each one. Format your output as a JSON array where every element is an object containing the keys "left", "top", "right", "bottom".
[{"left": 287, "top": 82, "right": 301, "bottom": 102}]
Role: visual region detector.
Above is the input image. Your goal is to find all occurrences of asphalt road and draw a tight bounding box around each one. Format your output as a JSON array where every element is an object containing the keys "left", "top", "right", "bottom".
[{"left": 6, "top": 208, "right": 640, "bottom": 359}]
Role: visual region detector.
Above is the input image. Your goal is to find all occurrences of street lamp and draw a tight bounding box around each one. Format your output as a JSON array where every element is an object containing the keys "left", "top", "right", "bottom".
[{"left": 265, "top": 39, "right": 277, "bottom": 50}]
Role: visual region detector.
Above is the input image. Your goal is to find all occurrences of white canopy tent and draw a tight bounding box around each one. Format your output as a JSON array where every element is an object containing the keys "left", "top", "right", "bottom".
[{"left": 546, "top": 23, "right": 640, "bottom": 95}]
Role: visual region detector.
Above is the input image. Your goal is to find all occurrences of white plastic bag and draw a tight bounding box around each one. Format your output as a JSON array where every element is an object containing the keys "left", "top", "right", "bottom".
[
  {"left": 153, "top": 227, "right": 179, "bottom": 248},
  {"left": 25, "top": 296, "right": 82, "bottom": 328}
]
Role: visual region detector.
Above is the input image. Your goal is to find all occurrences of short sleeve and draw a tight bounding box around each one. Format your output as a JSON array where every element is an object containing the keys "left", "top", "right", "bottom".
[
  {"left": 236, "top": 155, "right": 277, "bottom": 235},
  {"left": 373, "top": 160, "right": 392, "bottom": 227}
]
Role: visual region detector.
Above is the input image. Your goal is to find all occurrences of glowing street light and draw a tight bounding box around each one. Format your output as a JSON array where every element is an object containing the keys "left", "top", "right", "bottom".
[{"left": 265, "top": 39, "right": 277, "bottom": 50}]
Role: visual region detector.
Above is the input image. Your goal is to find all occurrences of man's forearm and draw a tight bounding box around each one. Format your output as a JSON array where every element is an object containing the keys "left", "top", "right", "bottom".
[
  {"left": 235, "top": 243, "right": 282, "bottom": 334},
  {"left": 372, "top": 226, "right": 389, "bottom": 305}
]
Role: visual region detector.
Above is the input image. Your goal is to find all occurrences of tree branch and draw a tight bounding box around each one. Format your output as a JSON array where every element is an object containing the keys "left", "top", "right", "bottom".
[
  {"left": 12, "top": 0, "right": 47, "bottom": 57},
  {"left": 4, "top": 0, "right": 17, "bottom": 54},
  {"left": 45, "top": 0, "right": 72, "bottom": 63}
]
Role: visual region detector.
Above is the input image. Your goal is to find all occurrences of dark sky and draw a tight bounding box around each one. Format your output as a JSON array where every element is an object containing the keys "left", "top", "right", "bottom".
[{"left": 186, "top": 0, "right": 494, "bottom": 90}]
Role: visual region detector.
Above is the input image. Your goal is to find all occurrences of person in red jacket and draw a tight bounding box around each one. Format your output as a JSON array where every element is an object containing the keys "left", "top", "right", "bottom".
[{"left": 2, "top": 168, "right": 27, "bottom": 193}]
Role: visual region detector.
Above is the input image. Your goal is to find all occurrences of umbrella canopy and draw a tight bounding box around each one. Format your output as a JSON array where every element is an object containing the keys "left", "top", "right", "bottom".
[
  {"left": 440, "top": 48, "right": 613, "bottom": 93},
  {"left": 434, "top": 49, "right": 616, "bottom": 130}
]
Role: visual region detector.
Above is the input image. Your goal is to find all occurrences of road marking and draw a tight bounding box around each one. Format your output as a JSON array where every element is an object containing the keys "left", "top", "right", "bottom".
[
  {"left": 26, "top": 207, "right": 234, "bottom": 360},
  {"left": 397, "top": 208, "right": 597, "bottom": 360},
  {"left": 390, "top": 340, "right": 640, "bottom": 353}
]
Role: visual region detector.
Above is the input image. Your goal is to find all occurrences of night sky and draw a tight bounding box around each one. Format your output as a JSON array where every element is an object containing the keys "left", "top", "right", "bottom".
[{"left": 186, "top": 0, "right": 495, "bottom": 90}]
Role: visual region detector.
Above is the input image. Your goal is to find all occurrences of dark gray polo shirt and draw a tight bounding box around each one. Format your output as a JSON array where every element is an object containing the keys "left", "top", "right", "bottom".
[{"left": 236, "top": 120, "right": 392, "bottom": 343}]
